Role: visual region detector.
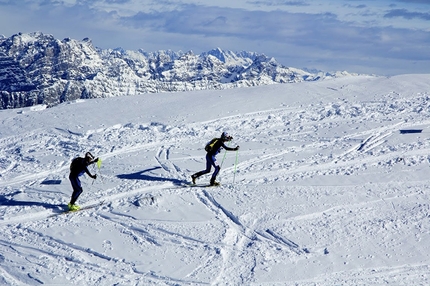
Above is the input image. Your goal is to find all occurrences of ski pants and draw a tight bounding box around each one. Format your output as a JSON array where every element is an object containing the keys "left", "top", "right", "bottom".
[
  {"left": 69, "top": 174, "right": 83, "bottom": 205},
  {"left": 193, "top": 153, "right": 220, "bottom": 183}
]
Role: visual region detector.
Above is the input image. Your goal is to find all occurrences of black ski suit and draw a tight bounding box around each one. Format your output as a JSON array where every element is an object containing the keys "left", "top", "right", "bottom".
[
  {"left": 69, "top": 157, "right": 97, "bottom": 205},
  {"left": 192, "top": 138, "right": 238, "bottom": 185}
]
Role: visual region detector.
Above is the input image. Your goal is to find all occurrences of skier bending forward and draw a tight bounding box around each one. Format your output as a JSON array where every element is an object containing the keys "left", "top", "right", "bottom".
[
  {"left": 191, "top": 132, "right": 239, "bottom": 186},
  {"left": 68, "top": 152, "right": 99, "bottom": 211}
]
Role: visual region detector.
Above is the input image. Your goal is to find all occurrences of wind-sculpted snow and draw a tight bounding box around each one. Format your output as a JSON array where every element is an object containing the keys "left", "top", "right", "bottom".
[
  {"left": 0, "top": 74, "right": 429, "bottom": 285},
  {"left": 0, "top": 32, "right": 353, "bottom": 109}
]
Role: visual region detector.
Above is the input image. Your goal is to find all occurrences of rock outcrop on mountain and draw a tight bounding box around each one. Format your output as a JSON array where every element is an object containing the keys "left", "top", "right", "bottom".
[{"left": 0, "top": 32, "right": 350, "bottom": 109}]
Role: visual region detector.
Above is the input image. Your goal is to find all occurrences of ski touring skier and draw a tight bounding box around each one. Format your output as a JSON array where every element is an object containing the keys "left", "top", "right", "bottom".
[
  {"left": 191, "top": 132, "right": 239, "bottom": 186},
  {"left": 68, "top": 152, "right": 99, "bottom": 211}
]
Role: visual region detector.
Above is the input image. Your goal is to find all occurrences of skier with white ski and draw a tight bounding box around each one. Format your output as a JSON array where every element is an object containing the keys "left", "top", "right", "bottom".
[
  {"left": 191, "top": 132, "right": 239, "bottom": 186},
  {"left": 68, "top": 152, "right": 99, "bottom": 211}
]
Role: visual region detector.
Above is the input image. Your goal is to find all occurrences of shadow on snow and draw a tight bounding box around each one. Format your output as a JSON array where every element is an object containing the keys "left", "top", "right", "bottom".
[
  {"left": 0, "top": 195, "right": 61, "bottom": 210},
  {"left": 116, "top": 166, "right": 188, "bottom": 186}
]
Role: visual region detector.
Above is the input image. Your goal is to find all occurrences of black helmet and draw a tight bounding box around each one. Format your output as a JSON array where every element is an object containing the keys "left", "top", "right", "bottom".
[
  {"left": 85, "top": 152, "right": 94, "bottom": 161},
  {"left": 221, "top": 132, "right": 232, "bottom": 141}
]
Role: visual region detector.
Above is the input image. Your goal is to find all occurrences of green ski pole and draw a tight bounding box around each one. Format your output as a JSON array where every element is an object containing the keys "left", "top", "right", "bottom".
[
  {"left": 93, "top": 158, "right": 103, "bottom": 183},
  {"left": 233, "top": 149, "right": 238, "bottom": 184},
  {"left": 97, "top": 158, "right": 103, "bottom": 182},
  {"left": 220, "top": 149, "right": 227, "bottom": 167}
]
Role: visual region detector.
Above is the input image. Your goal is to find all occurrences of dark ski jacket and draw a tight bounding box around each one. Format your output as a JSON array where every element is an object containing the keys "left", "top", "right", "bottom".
[
  {"left": 207, "top": 139, "right": 237, "bottom": 156},
  {"left": 69, "top": 157, "right": 97, "bottom": 178}
]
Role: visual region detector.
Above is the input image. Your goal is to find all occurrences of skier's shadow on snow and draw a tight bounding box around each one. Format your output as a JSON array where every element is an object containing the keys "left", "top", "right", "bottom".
[
  {"left": 116, "top": 167, "right": 188, "bottom": 186},
  {"left": 0, "top": 194, "right": 60, "bottom": 210}
]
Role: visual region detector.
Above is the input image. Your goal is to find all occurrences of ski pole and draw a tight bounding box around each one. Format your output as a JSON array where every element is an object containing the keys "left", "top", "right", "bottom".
[
  {"left": 233, "top": 149, "right": 239, "bottom": 184},
  {"left": 96, "top": 158, "right": 104, "bottom": 183},
  {"left": 220, "top": 141, "right": 228, "bottom": 168},
  {"left": 91, "top": 166, "right": 97, "bottom": 186},
  {"left": 220, "top": 149, "right": 227, "bottom": 168}
]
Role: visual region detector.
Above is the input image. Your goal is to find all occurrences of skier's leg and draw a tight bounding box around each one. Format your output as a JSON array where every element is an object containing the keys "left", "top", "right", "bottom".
[
  {"left": 210, "top": 156, "right": 220, "bottom": 185},
  {"left": 69, "top": 175, "right": 83, "bottom": 205},
  {"left": 192, "top": 154, "right": 213, "bottom": 180}
]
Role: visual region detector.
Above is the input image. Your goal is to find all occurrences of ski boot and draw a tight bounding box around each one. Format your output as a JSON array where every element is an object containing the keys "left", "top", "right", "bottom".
[
  {"left": 210, "top": 181, "right": 220, "bottom": 187},
  {"left": 68, "top": 203, "right": 81, "bottom": 211}
]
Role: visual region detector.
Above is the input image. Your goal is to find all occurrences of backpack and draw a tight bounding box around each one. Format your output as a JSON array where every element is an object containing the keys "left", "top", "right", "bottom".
[
  {"left": 70, "top": 157, "right": 80, "bottom": 171},
  {"left": 205, "top": 138, "right": 219, "bottom": 153}
]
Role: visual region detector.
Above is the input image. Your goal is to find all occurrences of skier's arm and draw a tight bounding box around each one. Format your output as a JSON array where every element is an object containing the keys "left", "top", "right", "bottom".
[
  {"left": 84, "top": 167, "right": 97, "bottom": 179},
  {"left": 221, "top": 142, "right": 239, "bottom": 151}
]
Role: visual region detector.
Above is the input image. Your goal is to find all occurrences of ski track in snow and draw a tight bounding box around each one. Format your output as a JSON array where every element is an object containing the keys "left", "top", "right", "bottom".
[{"left": 1, "top": 75, "right": 430, "bottom": 285}]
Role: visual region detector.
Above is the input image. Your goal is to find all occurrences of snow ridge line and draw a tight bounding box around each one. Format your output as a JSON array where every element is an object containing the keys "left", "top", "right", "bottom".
[
  {"left": 196, "top": 191, "right": 310, "bottom": 255},
  {"left": 189, "top": 105, "right": 298, "bottom": 127},
  {"left": 0, "top": 208, "right": 56, "bottom": 225},
  {"left": 259, "top": 229, "right": 308, "bottom": 255},
  {"left": 195, "top": 190, "right": 257, "bottom": 285},
  {"left": 95, "top": 208, "right": 225, "bottom": 285},
  {"left": 195, "top": 189, "right": 313, "bottom": 283},
  {"left": 0, "top": 235, "right": 171, "bottom": 285},
  {"left": 357, "top": 131, "right": 392, "bottom": 153},
  {"left": 200, "top": 190, "right": 244, "bottom": 228},
  {"left": 96, "top": 213, "right": 161, "bottom": 247},
  {"left": 197, "top": 189, "right": 312, "bottom": 255},
  {"left": 0, "top": 183, "right": 175, "bottom": 225},
  {"left": 0, "top": 260, "right": 27, "bottom": 286},
  {"left": 0, "top": 131, "right": 186, "bottom": 187}
]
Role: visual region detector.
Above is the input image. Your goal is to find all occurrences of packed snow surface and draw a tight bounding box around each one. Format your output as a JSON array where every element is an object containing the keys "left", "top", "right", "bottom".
[{"left": 0, "top": 74, "right": 430, "bottom": 285}]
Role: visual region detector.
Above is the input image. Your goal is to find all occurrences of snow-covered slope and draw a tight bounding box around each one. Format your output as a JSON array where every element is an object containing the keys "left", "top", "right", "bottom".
[
  {"left": 0, "top": 74, "right": 429, "bottom": 285},
  {"left": 0, "top": 32, "right": 353, "bottom": 109}
]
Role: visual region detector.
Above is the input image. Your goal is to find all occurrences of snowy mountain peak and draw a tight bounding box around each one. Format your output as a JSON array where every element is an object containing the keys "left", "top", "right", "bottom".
[
  {"left": 0, "top": 32, "right": 356, "bottom": 109},
  {"left": 205, "top": 47, "right": 229, "bottom": 62}
]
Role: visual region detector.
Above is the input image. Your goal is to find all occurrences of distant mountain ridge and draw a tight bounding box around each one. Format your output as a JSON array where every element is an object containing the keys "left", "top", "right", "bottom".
[{"left": 0, "top": 32, "right": 352, "bottom": 109}]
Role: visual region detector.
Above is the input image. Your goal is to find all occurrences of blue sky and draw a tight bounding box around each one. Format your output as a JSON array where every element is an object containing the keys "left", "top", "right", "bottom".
[{"left": 0, "top": 0, "right": 429, "bottom": 75}]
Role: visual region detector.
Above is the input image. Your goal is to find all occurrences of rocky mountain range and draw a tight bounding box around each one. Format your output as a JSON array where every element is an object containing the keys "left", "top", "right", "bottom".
[{"left": 0, "top": 32, "right": 352, "bottom": 109}]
